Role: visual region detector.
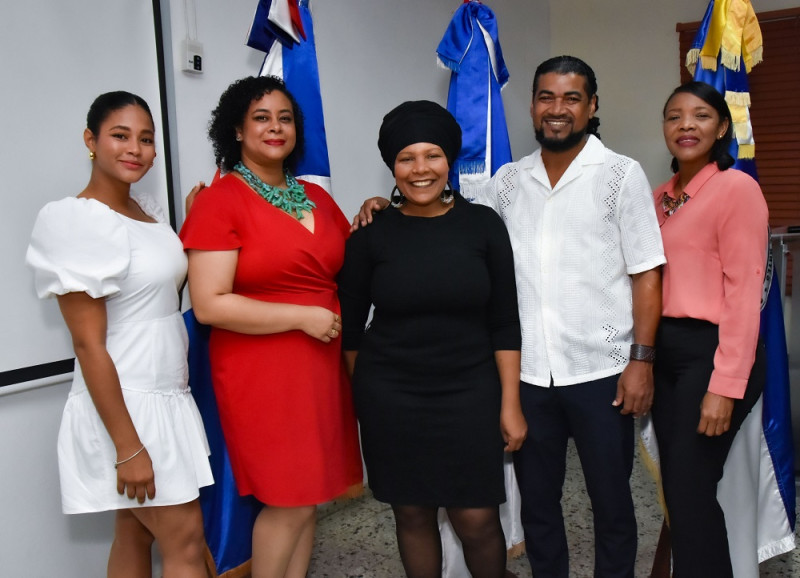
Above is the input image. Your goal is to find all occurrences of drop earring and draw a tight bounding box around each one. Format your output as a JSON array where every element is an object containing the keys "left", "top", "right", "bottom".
[
  {"left": 390, "top": 186, "right": 406, "bottom": 208},
  {"left": 440, "top": 181, "right": 455, "bottom": 205}
]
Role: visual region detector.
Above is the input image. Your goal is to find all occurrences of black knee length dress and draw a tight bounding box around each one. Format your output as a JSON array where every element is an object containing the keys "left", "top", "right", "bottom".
[{"left": 338, "top": 194, "right": 520, "bottom": 507}]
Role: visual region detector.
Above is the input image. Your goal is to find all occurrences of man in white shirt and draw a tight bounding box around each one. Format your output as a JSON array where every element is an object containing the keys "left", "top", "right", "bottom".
[{"left": 475, "top": 56, "right": 664, "bottom": 578}]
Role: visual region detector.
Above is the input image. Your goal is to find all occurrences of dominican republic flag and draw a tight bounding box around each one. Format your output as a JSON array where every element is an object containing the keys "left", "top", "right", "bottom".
[
  {"left": 249, "top": 0, "right": 332, "bottom": 194},
  {"left": 641, "top": 2, "right": 796, "bottom": 575},
  {"left": 434, "top": 3, "right": 524, "bottom": 575},
  {"left": 186, "top": 3, "right": 333, "bottom": 576}
]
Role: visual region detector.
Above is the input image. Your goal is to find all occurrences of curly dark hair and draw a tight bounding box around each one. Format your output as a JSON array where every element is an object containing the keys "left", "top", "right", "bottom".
[
  {"left": 87, "top": 91, "right": 153, "bottom": 134},
  {"left": 208, "top": 76, "right": 305, "bottom": 173},
  {"left": 663, "top": 81, "right": 735, "bottom": 173},
  {"left": 532, "top": 55, "right": 600, "bottom": 138}
]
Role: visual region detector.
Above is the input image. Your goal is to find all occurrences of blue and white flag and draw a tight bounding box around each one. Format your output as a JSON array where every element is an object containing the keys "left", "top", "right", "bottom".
[{"left": 436, "top": 0, "right": 512, "bottom": 195}]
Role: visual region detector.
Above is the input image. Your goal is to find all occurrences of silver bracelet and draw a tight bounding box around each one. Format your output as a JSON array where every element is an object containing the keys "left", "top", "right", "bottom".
[{"left": 114, "top": 445, "right": 145, "bottom": 469}]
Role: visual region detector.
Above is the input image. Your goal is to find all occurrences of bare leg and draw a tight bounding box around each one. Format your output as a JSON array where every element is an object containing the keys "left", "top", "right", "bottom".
[
  {"left": 130, "top": 500, "right": 207, "bottom": 577},
  {"left": 447, "top": 507, "right": 506, "bottom": 578},
  {"left": 285, "top": 508, "right": 316, "bottom": 578},
  {"left": 108, "top": 509, "right": 155, "bottom": 578},
  {"left": 251, "top": 505, "right": 317, "bottom": 578},
  {"left": 391, "top": 504, "right": 441, "bottom": 578}
]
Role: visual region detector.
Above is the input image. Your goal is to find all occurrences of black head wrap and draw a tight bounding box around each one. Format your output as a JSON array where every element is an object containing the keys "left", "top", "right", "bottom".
[{"left": 377, "top": 100, "right": 462, "bottom": 174}]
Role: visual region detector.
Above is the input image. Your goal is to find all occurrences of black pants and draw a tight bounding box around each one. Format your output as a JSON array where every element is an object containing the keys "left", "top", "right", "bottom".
[
  {"left": 513, "top": 375, "right": 637, "bottom": 578},
  {"left": 652, "top": 317, "right": 765, "bottom": 578}
]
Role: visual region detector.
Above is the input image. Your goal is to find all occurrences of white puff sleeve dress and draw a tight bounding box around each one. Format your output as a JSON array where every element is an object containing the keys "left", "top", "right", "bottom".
[{"left": 26, "top": 192, "right": 213, "bottom": 514}]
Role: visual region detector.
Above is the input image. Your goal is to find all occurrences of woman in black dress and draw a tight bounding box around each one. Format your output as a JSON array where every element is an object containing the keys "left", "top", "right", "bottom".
[{"left": 338, "top": 100, "right": 526, "bottom": 578}]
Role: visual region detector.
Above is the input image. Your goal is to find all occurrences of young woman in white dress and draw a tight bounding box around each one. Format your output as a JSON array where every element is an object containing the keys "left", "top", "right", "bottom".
[{"left": 26, "top": 92, "right": 213, "bottom": 577}]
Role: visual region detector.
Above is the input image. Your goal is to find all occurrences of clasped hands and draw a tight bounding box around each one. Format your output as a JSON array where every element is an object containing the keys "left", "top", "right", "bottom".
[{"left": 304, "top": 307, "right": 342, "bottom": 343}]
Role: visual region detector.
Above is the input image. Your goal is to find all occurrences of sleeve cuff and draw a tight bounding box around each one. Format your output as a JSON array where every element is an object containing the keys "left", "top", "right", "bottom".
[{"left": 707, "top": 371, "right": 748, "bottom": 399}]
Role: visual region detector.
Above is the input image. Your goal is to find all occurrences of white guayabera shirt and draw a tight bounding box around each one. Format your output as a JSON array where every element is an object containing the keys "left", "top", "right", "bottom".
[{"left": 472, "top": 135, "right": 665, "bottom": 387}]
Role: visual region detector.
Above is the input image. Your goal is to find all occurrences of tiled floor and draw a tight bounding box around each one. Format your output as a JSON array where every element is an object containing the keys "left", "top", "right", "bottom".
[{"left": 308, "top": 439, "right": 799, "bottom": 577}]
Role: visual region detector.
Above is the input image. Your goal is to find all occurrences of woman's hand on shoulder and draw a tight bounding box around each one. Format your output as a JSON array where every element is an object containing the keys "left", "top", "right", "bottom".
[
  {"left": 185, "top": 181, "right": 207, "bottom": 215},
  {"left": 697, "top": 391, "right": 734, "bottom": 436},
  {"left": 501, "top": 405, "right": 527, "bottom": 452},
  {"left": 350, "top": 197, "right": 389, "bottom": 232},
  {"left": 300, "top": 306, "right": 342, "bottom": 343},
  {"left": 116, "top": 446, "right": 156, "bottom": 504}
]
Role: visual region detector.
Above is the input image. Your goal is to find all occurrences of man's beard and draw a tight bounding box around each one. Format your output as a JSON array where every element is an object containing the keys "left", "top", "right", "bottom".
[{"left": 535, "top": 124, "right": 587, "bottom": 152}]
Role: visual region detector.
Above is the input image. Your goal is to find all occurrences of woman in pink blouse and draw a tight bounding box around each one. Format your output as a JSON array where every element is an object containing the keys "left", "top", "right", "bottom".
[{"left": 651, "top": 81, "right": 768, "bottom": 577}]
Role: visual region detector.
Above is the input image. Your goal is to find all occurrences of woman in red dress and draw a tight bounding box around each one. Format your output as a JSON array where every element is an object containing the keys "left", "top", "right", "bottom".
[{"left": 180, "top": 76, "right": 362, "bottom": 578}]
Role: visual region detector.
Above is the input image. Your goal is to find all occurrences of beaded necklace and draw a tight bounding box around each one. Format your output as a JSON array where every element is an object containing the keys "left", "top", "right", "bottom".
[{"left": 234, "top": 162, "right": 315, "bottom": 220}]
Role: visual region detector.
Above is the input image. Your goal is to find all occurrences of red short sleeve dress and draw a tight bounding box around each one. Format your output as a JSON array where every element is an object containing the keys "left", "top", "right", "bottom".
[{"left": 180, "top": 174, "right": 362, "bottom": 506}]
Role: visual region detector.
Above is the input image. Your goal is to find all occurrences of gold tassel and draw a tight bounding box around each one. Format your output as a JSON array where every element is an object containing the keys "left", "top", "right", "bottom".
[
  {"left": 738, "top": 143, "right": 756, "bottom": 158},
  {"left": 725, "top": 90, "right": 751, "bottom": 107},
  {"left": 685, "top": 48, "right": 700, "bottom": 76},
  {"left": 720, "top": 48, "right": 741, "bottom": 72},
  {"left": 507, "top": 541, "right": 526, "bottom": 559},
  {"left": 340, "top": 481, "right": 365, "bottom": 500}
]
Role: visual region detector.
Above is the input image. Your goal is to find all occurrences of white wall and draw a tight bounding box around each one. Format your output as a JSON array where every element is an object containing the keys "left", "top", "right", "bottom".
[
  {"left": 164, "top": 0, "right": 547, "bottom": 223},
  {"left": 549, "top": 0, "right": 799, "bottom": 188},
  {"left": 1, "top": 2, "right": 546, "bottom": 576},
  {"left": 0, "top": 381, "right": 118, "bottom": 576}
]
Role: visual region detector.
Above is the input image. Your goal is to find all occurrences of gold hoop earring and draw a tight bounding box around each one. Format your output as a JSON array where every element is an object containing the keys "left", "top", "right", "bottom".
[{"left": 89, "top": 151, "right": 96, "bottom": 160}]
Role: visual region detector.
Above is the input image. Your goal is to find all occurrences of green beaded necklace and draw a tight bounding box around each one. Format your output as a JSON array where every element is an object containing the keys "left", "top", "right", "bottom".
[{"left": 234, "top": 162, "right": 315, "bottom": 220}]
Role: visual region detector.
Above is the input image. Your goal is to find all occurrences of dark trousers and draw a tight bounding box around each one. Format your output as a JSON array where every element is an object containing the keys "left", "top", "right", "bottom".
[
  {"left": 513, "top": 375, "right": 637, "bottom": 578},
  {"left": 652, "top": 318, "right": 765, "bottom": 578}
]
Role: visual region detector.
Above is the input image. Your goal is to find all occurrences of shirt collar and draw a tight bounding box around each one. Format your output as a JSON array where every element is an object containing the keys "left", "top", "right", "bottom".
[
  {"left": 529, "top": 134, "right": 604, "bottom": 191},
  {"left": 663, "top": 162, "right": 721, "bottom": 200}
]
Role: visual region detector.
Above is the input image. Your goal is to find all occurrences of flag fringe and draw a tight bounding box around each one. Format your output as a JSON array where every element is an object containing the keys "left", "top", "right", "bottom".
[
  {"left": 745, "top": 45, "right": 763, "bottom": 73},
  {"left": 725, "top": 90, "right": 751, "bottom": 107},
  {"left": 685, "top": 48, "right": 700, "bottom": 75},
  {"left": 737, "top": 143, "right": 755, "bottom": 159},
  {"left": 720, "top": 48, "right": 741, "bottom": 71},
  {"left": 507, "top": 541, "right": 526, "bottom": 559},
  {"left": 457, "top": 159, "right": 487, "bottom": 176}
]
